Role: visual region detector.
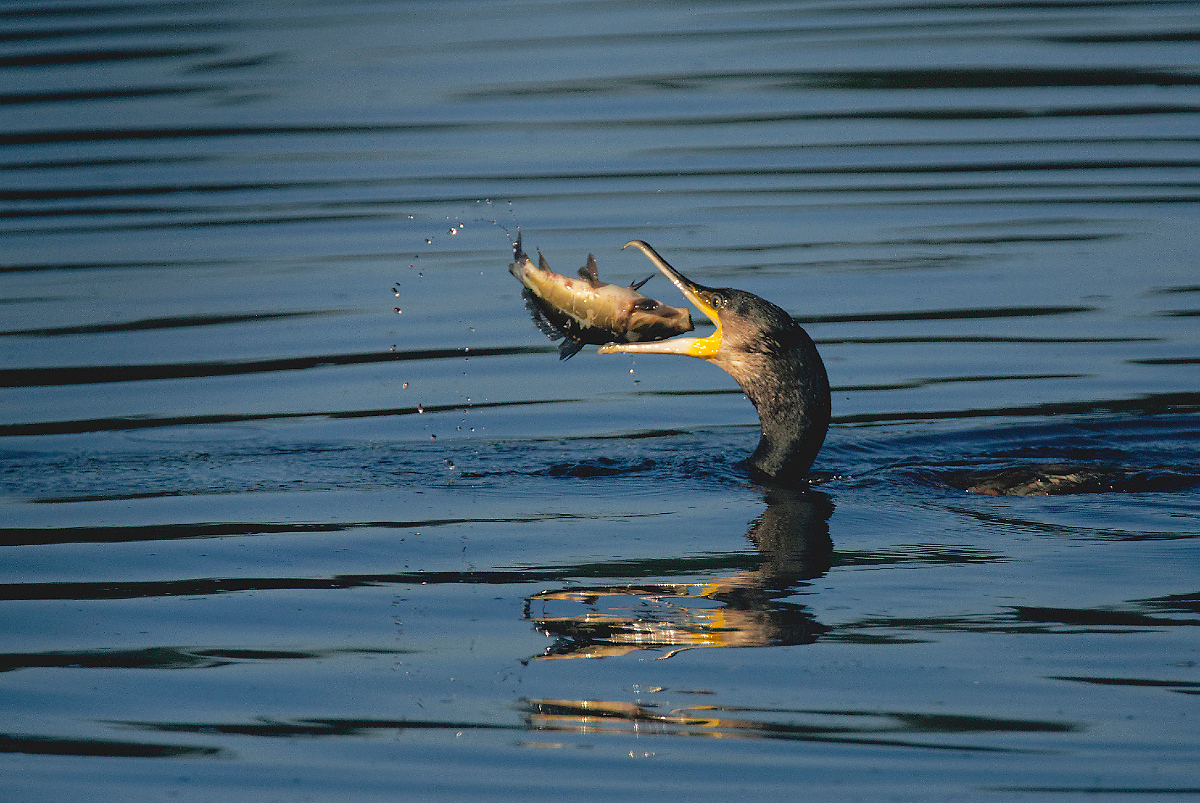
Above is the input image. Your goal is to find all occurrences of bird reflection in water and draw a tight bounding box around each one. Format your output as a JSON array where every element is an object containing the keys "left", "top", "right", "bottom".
[
  {"left": 520, "top": 697, "right": 1077, "bottom": 744},
  {"left": 524, "top": 488, "right": 833, "bottom": 660}
]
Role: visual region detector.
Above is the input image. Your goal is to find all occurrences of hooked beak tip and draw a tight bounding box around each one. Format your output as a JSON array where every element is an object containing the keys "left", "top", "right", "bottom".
[{"left": 617, "top": 240, "right": 724, "bottom": 359}]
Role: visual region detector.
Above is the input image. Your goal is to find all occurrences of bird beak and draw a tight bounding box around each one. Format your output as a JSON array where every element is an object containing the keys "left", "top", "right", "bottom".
[{"left": 598, "top": 241, "right": 723, "bottom": 359}]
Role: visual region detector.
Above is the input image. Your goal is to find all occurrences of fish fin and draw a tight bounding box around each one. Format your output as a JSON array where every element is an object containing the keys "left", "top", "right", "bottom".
[
  {"left": 577, "top": 254, "right": 601, "bottom": 286},
  {"left": 521, "top": 289, "right": 566, "bottom": 341},
  {"left": 512, "top": 229, "right": 523, "bottom": 261},
  {"left": 538, "top": 252, "right": 551, "bottom": 271},
  {"left": 629, "top": 274, "right": 654, "bottom": 291},
  {"left": 557, "top": 337, "right": 586, "bottom": 360}
]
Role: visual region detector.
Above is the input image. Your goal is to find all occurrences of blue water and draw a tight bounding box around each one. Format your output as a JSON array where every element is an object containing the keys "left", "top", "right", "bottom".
[{"left": 3, "top": 1, "right": 1200, "bottom": 800}]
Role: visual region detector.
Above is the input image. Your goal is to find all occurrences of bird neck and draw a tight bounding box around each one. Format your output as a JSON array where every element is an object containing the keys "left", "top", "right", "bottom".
[{"left": 720, "top": 330, "right": 830, "bottom": 483}]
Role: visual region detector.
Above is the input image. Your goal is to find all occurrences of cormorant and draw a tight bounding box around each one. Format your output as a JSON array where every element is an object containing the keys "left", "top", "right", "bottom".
[{"left": 600, "top": 241, "right": 830, "bottom": 484}]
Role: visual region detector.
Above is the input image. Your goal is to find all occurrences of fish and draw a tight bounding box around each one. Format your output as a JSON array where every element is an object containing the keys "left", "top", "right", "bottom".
[{"left": 508, "top": 234, "right": 694, "bottom": 359}]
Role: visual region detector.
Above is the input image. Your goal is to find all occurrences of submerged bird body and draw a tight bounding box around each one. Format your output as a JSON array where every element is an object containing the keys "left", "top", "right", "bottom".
[
  {"left": 508, "top": 236, "right": 693, "bottom": 359},
  {"left": 600, "top": 241, "right": 830, "bottom": 483}
]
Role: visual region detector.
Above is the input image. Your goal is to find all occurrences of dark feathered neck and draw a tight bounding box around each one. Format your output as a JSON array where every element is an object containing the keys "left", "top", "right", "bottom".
[{"left": 716, "top": 321, "right": 829, "bottom": 483}]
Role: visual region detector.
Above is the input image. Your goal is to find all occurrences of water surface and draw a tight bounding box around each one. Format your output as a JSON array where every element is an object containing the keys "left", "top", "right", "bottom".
[{"left": 3, "top": 1, "right": 1200, "bottom": 800}]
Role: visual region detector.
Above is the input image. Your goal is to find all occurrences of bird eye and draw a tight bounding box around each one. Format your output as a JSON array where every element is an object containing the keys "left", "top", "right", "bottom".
[{"left": 710, "top": 294, "right": 728, "bottom": 309}]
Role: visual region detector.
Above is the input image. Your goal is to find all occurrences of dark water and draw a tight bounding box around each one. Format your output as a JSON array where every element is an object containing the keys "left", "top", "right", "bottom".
[{"left": 3, "top": 1, "right": 1200, "bottom": 800}]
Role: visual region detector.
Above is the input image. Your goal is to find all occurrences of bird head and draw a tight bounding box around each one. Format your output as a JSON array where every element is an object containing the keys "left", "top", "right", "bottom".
[{"left": 598, "top": 240, "right": 799, "bottom": 373}]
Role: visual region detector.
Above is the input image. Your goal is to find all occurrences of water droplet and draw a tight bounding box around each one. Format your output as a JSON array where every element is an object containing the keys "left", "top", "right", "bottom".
[
  {"left": 424, "top": 237, "right": 433, "bottom": 244},
  {"left": 394, "top": 308, "right": 402, "bottom": 314},
  {"left": 446, "top": 460, "right": 455, "bottom": 469},
  {"left": 390, "top": 344, "right": 396, "bottom": 352},
  {"left": 448, "top": 227, "right": 458, "bottom": 235},
  {"left": 430, "top": 434, "right": 437, "bottom": 440},
  {"left": 402, "top": 382, "right": 409, "bottom": 389},
  {"left": 417, "top": 404, "right": 424, "bottom": 414}
]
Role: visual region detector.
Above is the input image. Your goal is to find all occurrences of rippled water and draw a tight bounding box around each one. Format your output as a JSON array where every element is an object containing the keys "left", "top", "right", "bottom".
[{"left": 3, "top": 1, "right": 1200, "bottom": 800}]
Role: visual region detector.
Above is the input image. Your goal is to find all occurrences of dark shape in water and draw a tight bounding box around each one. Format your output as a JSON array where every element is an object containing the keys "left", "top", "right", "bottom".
[{"left": 943, "top": 463, "right": 1200, "bottom": 496}]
